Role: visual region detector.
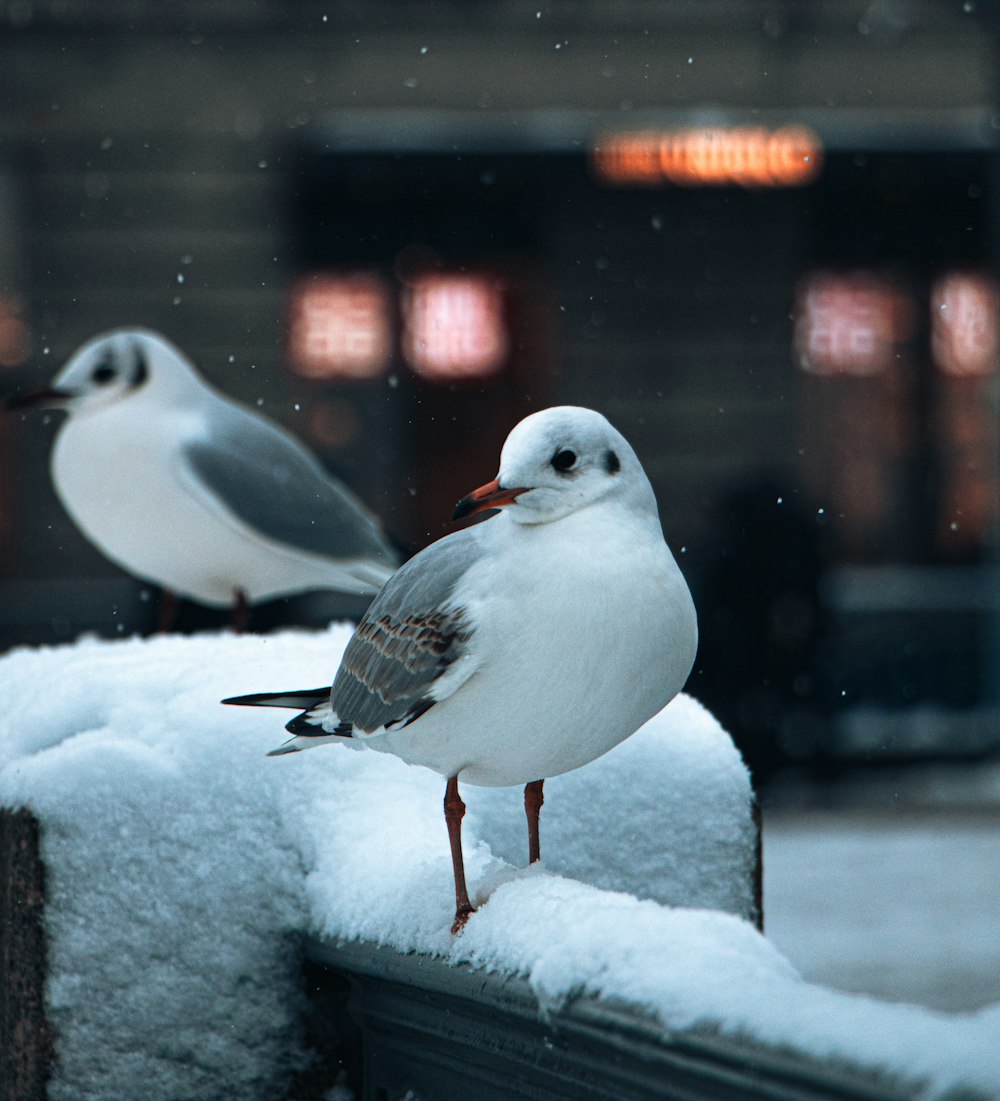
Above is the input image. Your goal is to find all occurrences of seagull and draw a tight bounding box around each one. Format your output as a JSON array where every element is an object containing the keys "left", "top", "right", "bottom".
[
  {"left": 6, "top": 329, "right": 398, "bottom": 628},
  {"left": 224, "top": 406, "right": 697, "bottom": 933}
]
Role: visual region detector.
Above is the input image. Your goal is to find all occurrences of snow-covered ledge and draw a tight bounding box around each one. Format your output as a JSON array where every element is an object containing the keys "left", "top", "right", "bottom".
[
  {"left": 304, "top": 937, "right": 916, "bottom": 1101},
  {"left": 1, "top": 630, "right": 997, "bottom": 1100}
]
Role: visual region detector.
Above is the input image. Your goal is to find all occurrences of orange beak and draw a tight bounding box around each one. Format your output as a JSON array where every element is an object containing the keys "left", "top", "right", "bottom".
[
  {"left": 452, "top": 478, "right": 530, "bottom": 521},
  {"left": 5, "top": 385, "right": 73, "bottom": 410}
]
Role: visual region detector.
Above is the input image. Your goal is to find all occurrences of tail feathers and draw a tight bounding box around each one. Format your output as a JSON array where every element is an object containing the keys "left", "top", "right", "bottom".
[
  {"left": 224, "top": 685, "right": 353, "bottom": 757},
  {"left": 222, "top": 687, "right": 330, "bottom": 710},
  {"left": 267, "top": 741, "right": 304, "bottom": 757},
  {"left": 285, "top": 697, "right": 352, "bottom": 738},
  {"left": 272, "top": 698, "right": 353, "bottom": 754},
  {"left": 267, "top": 730, "right": 352, "bottom": 757}
]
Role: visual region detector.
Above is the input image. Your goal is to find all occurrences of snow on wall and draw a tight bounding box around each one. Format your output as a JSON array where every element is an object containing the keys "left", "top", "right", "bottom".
[
  {"left": 0, "top": 628, "right": 752, "bottom": 1098},
  {"left": 468, "top": 691, "right": 754, "bottom": 917},
  {"left": 0, "top": 633, "right": 315, "bottom": 1101},
  {"left": 0, "top": 629, "right": 997, "bottom": 1100}
]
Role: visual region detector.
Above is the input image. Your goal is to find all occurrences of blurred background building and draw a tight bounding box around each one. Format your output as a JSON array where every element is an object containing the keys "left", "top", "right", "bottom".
[{"left": 1, "top": 0, "right": 998, "bottom": 791}]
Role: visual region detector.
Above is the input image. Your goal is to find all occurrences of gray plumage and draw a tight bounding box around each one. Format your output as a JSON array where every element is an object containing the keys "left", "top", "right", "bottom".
[
  {"left": 183, "top": 404, "right": 394, "bottom": 566},
  {"left": 326, "top": 529, "right": 480, "bottom": 733},
  {"left": 226, "top": 528, "right": 481, "bottom": 738}
]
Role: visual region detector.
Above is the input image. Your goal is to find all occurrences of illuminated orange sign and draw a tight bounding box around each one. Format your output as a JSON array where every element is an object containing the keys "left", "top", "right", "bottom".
[
  {"left": 287, "top": 275, "right": 392, "bottom": 380},
  {"left": 402, "top": 273, "right": 508, "bottom": 381},
  {"left": 592, "top": 126, "right": 822, "bottom": 188},
  {"left": 794, "top": 272, "right": 913, "bottom": 377},
  {"left": 931, "top": 272, "right": 999, "bottom": 379}
]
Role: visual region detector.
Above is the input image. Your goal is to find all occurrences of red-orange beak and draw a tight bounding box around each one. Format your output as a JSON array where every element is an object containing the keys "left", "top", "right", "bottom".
[
  {"left": 452, "top": 478, "right": 530, "bottom": 521},
  {"left": 5, "top": 385, "right": 73, "bottom": 411}
]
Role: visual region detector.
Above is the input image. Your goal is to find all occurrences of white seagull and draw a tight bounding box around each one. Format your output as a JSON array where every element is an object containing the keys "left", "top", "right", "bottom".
[
  {"left": 6, "top": 329, "right": 398, "bottom": 628},
  {"left": 225, "top": 406, "right": 697, "bottom": 932}
]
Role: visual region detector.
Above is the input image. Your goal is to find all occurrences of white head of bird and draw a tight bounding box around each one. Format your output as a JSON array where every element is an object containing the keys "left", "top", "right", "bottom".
[
  {"left": 19, "top": 329, "right": 204, "bottom": 416},
  {"left": 453, "top": 405, "right": 659, "bottom": 529}
]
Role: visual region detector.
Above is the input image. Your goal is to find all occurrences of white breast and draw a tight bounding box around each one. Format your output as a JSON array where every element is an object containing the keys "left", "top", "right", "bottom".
[{"left": 370, "top": 506, "right": 698, "bottom": 787}]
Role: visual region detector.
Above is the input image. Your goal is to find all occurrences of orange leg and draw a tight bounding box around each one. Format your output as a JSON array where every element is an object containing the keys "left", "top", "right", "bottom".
[
  {"left": 444, "top": 776, "right": 475, "bottom": 934},
  {"left": 231, "top": 587, "right": 250, "bottom": 634},
  {"left": 524, "top": 779, "right": 544, "bottom": 864},
  {"left": 156, "top": 588, "right": 178, "bottom": 634}
]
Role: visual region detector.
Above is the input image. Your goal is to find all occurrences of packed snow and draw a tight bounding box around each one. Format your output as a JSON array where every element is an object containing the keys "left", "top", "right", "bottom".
[{"left": 0, "top": 629, "right": 998, "bottom": 1100}]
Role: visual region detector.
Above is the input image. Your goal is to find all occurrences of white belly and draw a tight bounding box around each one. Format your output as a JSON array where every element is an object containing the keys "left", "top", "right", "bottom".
[
  {"left": 366, "top": 512, "right": 698, "bottom": 787},
  {"left": 52, "top": 412, "right": 355, "bottom": 606}
]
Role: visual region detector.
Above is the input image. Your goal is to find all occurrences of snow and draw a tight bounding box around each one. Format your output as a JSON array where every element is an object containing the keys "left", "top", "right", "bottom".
[
  {"left": 1, "top": 629, "right": 998, "bottom": 1100},
  {"left": 454, "top": 881, "right": 1000, "bottom": 1098},
  {"left": 0, "top": 635, "right": 313, "bottom": 1101}
]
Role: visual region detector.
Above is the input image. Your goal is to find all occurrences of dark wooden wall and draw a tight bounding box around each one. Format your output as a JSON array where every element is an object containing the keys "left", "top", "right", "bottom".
[{"left": 0, "top": 0, "right": 992, "bottom": 656}]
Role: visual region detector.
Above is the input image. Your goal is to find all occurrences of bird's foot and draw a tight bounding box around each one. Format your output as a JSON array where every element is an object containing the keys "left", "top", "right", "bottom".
[{"left": 451, "top": 902, "right": 475, "bottom": 935}]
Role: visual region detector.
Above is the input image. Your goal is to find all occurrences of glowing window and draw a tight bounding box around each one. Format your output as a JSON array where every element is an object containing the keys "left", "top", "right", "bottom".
[
  {"left": 931, "top": 272, "right": 999, "bottom": 379},
  {"left": 287, "top": 275, "right": 392, "bottom": 380},
  {"left": 794, "top": 272, "right": 912, "bottom": 377},
  {"left": 402, "top": 273, "right": 508, "bottom": 381}
]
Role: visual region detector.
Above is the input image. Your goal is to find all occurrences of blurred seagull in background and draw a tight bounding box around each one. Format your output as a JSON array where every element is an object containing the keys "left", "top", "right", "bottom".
[
  {"left": 225, "top": 406, "right": 697, "bottom": 933},
  {"left": 6, "top": 328, "right": 398, "bottom": 629}
]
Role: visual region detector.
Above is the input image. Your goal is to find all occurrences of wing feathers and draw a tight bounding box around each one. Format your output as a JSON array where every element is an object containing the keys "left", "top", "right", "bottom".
[
  {"left": 222, "top": 687, "right": 330, "bottom": 709},
  {"left": 226, "top": 527, "right": 481, "bottom": 749},
  {"left": 223, "top": 686, "right": 352, "bottom": 753},
  {"left": 331, "top": 609, "right": 470, "bottom": 733},
  {"left": 183, "top": 409, "right": 398, "bottom": 567}
]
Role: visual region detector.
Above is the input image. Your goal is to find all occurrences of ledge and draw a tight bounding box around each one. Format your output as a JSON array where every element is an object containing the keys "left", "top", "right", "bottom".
[{"left": 305, "top": 936, "right": 922, "bottom": 1101}]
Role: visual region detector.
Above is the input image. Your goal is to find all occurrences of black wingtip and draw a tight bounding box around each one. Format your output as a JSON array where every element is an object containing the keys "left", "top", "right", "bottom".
[{"left": 222, "top": 687, "right": 331, "bottom": 709}]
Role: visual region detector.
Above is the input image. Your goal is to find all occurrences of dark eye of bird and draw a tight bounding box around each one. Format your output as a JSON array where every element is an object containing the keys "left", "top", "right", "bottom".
[
  {"left": 551, "top": 449, "right": 577, "bottom": 473},
  {"left": 91, "top": 363, "right": 116, "bottom": 385}
]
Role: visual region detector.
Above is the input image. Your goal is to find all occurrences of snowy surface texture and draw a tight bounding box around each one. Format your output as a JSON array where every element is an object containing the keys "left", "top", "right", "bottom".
[
  {"left": 0, "top": 628, "right": 752, "bottom": 1101},
  {"left": 1, "top": 630, "right": 998, "bottom": 1100}
]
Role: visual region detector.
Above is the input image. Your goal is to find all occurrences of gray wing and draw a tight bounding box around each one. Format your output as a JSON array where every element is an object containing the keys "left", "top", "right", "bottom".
[
  {"left": 183, "top": 399, "right": 397, "bottom": 565},
  {"left": 329, "top": 528, "right": 482, "bottom": 734}
]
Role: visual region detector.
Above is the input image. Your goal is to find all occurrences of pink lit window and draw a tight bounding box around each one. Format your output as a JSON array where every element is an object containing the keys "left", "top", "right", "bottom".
[
  {"left": 402, "top": 273, "right": 508, "bottom": 381},
  {"left": 794, "top": 272, "right": 911, "bottom": 377},
  {"left": 931, "top": 272, "right": 1000, "bottom": 379},
  {"left": 287, "top": 275, "right": 392, "bottom": 380}
]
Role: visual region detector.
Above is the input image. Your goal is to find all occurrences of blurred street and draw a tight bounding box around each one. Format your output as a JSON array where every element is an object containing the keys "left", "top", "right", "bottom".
[{"left": 764, "top": 784, "right": 1000, "bottom": 1013}]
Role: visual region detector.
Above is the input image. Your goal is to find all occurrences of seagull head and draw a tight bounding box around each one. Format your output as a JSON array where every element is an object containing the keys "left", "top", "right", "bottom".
[
  {"left": 453, "top": 405, "right": 658, "bottom": 526},
  {"left": 5, "top": 329, "right": 200, "bottom": 416}
]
